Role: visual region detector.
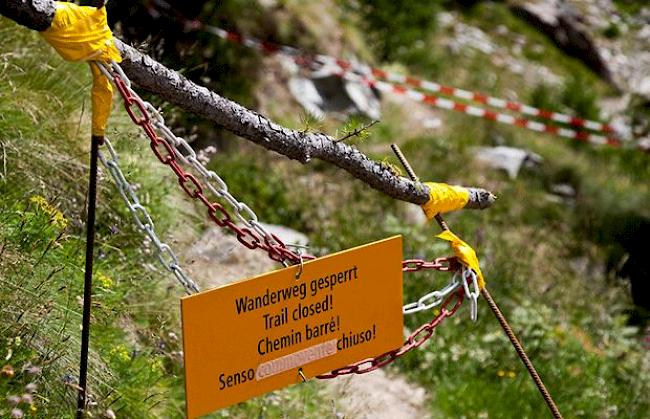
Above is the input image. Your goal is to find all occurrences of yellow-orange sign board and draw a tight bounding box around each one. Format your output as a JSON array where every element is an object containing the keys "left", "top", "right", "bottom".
[{"left": 181, "top": 236, "right": 404, "bottom": 418}]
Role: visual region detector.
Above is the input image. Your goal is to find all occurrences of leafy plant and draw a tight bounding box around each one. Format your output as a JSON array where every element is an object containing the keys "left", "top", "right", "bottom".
[
  {"left": 561, "top": 75, "right": 600, "bottom": 120},
  {"left": 341, "top": 0, "right": 442, "bottom": 64}
]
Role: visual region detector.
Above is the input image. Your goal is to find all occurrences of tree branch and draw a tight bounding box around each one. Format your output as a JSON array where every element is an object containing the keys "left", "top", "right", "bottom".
[
  {"left": 0, "top": 0, "right": 55, "bottom": 31},
  {"left": 1, "top": 0, "right": 496, "bottom": 208}
]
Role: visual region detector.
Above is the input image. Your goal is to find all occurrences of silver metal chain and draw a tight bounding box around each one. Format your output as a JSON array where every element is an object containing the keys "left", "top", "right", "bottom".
[
  {"left": 403, "top": 272, "right": 460, "bottom": 315},
  {"left": 98, "top": 61, "right": 289, "bottom": 259},
  {"left": 98, "top": 137, "right": 200, "bottom": 294},
  {"left": 403, "top": 267, "right": 479, "bottom": 321}
]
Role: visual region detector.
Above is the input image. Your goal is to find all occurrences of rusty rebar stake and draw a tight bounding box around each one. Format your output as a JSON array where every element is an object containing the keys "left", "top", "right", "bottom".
[
  {"left": 481, "top": 287, "right": 563, "bottom": 418},
  {"left": 391, "top": 144, "right": 562, "bottom": 419}
]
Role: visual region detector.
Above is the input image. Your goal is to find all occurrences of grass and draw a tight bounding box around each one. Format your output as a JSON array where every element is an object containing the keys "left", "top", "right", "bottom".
[
  {"left": 0, "top": 20, "right": 189, "bottom": 417},
  {"left": 0, "top": 18, "right": 334, "bottom": 419}
]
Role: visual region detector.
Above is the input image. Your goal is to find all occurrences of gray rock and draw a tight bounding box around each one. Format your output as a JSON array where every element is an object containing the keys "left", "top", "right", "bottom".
[
  {"left": 284, "top": 58, "right": 381, "bottom": 120},
  {"left": 474, "top": 146, "right": 543, "bottom": 179},
  {"left": 550, "top": 183, "right": 576, "bottom": 198},
  {"left": 510, "top": 0, "right": 616, "bottom": 87}
]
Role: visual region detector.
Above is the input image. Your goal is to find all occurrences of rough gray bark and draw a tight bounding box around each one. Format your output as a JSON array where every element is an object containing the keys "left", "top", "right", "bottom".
[
  {"left": 0, "top": 0, "right": 54, "bottom": 31},
  {"left": 1, "top": 0, "right": 496, "bottom": 208}
]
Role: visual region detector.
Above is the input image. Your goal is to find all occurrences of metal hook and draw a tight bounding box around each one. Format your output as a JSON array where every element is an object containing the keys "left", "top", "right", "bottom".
[
  {"left": 286, "top": 243, "right": 309, "bottom": 280},
  {"left": 298, "top": 368, "right": 307, "bottom": 383},
  {"left": 295, "top": 251, "right": 304, "bottom": 279},
  {"left": 461, "top": 268, "right": 479, "bottom": 322}
]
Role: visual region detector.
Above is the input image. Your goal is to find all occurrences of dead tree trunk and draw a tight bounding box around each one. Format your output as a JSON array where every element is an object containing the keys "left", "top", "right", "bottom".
[{"left": 0, "top": 0, "right": 495, "bottom": 208}]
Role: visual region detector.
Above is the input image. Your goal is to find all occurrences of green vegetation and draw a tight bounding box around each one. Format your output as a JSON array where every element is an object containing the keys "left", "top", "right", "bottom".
[
  {"left": 530, "top": 76, "right": 601, "bottom": 120},
  {"left": 340, "top": 0, "right": 443, "bottom": 68},
  {"left": 2, "top": 1, "right": 649, "bottom": 418},
  {"left": 613, "top": 0, "right": 648, "bottom": 15},
  {"left": 603, "top": 23, "right": 622, "bottom": 39},
  {"left": 0, "top": 21, "right": 189, "bottom": 417},
  {"left": 0, "top": 20, "right": 331, "bottom": 418}
]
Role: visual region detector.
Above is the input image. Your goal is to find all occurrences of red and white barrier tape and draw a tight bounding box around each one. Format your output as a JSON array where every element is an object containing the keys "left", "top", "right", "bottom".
[
  {"left": 358, "top": 76, "right": 622, "bottom": 147},
  {"left": 201, "top": 24, "right": 645, "bottom": 150},
  {"left": 334, "top": 61, "right": 614, "bottom": 134}
]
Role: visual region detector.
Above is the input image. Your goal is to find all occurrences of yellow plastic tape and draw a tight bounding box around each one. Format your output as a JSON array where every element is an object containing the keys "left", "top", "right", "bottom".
[
  {"left": 421, "top": 182, "right": 469, "bottom": 219},
  {"left": 437, "top": 230, "right": 485, "bottom": 289},
  {"left": 89, "top": 62, "right": 114, "bottom": 136},
  {"left": 40, "top": 2, "right": 122, "bottom": 136}
]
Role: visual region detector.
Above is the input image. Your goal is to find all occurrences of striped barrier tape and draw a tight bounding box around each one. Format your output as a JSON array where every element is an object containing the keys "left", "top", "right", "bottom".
[
  {"left": 200, "top": 24, "right": 644, "bottom": 151},
  {"left": 326, "top": 59, "right": 614, "bottom": 135},
  {"left": 358, "top": 76, "right": 622, "bottom": 147}
]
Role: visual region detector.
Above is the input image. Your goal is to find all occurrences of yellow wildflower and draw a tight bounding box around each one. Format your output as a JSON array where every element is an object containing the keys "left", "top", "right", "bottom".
[
  {"left": 29, "top": 195, "right": 48, "bottom": 208},
  {"left": 96, "top": 272, "right": 114, "bottom": 289},
  {"left": 109, "top": 345, "right": 131, "bottom": 363},
  {"left": 150, "top": 358, "right": 164, "bottom": 374},
  {"left": 29, "top": 195, "right": 68, "bottom": 229}
]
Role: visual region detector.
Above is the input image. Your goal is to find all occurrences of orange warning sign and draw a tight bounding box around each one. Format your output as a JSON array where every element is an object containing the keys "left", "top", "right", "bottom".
[{"left": 181, "top": 236, "right": 404, "bottom": 418}]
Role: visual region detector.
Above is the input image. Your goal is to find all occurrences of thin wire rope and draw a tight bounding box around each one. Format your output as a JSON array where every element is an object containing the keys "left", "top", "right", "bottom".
[
  {"left": 481, "top": 288, "right": 563, "bottom": 419},
  {"left": 390, "top": 143, "right": 563, "bottom": 419}
]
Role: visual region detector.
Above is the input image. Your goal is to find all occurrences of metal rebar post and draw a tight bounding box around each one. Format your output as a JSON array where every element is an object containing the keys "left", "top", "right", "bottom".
[
  {"left": 481, "top": 287, "right": 563, "bottom": 418},
  {"left": 390, "top": 143, "right": 562, "bottom": 419}
]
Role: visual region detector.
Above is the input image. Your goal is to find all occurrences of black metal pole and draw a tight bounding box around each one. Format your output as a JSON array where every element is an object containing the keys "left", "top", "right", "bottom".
[{"left": 76, "top": 135, "right": 102, "bottom": 419}]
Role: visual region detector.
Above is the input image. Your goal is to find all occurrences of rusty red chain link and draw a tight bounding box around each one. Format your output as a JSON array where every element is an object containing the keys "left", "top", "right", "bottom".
[
  {"left": 109, "top": 67, "right": 314, "bottom": 266},
  {"left": 318, "top": 257, "right": 462, "bottom": 377},
  {"left": 317, "top": 289, "right": 464, "bottom": 378}
]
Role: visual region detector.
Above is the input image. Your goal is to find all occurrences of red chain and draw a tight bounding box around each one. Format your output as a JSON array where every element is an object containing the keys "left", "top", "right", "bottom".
[
  {"left": 112, "top": 69, "right": 464, "bottom": 275},
  {"left": 111, "top": 72, "right": 313, "bottom": 266},
  {"left": 317, "top": 289, "right": 464, "bottom": 378},
  {"left": 111, "top": 69, "right": 464, "bottom": 376}
]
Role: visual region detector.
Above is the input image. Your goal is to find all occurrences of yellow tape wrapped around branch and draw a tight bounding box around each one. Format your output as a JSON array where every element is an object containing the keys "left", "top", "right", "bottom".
[
  {"left": 40, "top": 2, "right": 121, "bottom": 136},
  {"left": 421, "top": 182, "right": 470, "bottom": 219},
  {"left": 437, "top": 230, "right": 485, "bottom": 289}
]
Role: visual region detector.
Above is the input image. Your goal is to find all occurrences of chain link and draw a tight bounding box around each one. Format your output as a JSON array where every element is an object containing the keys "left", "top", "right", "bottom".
[
  {"left": 98, "top": 137, "right": 200, "bottom": 294},
  {"left": 100, "top": 61, "right": 314, "bottom": 267},
  {"left": 318, "top": 261, "right": 475, "bottom": 378},
  {"left": 401, "top": 256, "right": 461, "bottom": 314},
  {"left": 402, "top": 272, "right": 461, "bottom": 315},
  {"left": 402, "top": 264, "right": 479, "bottom": 322},
  {"left": 402, "top": 256, "right": 459, "bottom": 273},
  {"left": 317, "top": 289, "right": 463, "bottom": 378}
]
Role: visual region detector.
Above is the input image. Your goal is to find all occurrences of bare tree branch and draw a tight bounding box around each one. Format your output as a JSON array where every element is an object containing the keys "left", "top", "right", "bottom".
[
  {"left": 0, "top": 0, "right": 54, "bottom": 31},
  {"left": 1, "top": 0, "right": 496, "bottom": 208}
]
